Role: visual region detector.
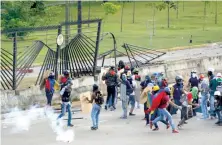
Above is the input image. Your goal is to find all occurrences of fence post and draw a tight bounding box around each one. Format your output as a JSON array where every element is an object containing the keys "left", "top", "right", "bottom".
[
  {"left": 55, "top": 25, "right": 62, "bottom": 79},
  {"left": 12, "top": 32, "right": 17, "bottom": 90},
  {"left": 93, "top": 21, "right": 102, "bottom": 76}
]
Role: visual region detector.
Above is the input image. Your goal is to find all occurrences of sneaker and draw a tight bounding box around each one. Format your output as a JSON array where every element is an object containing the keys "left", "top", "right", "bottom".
[
  {"left": 177, "top": 125, "right": 182, "bottom": 129},
  {"left": 129, "top": 113, "right": 136, "bottom": 116},
  {"left": 149, "top": 121, "right": 153, "bottom": 129},
  {"left": 184, "top": 121, "right": 188, "bottom": 124},
  {"left": 152, "top": 128, "right": 159, "bottom": 131},
  {"left": 91, "top": 127, "right": 97, "bottom": 130},
  {"left": 68, "top": 124, "right": 74, "bottom": 127},
  {"left": 172, "top": 130, "right": 179, "bottom": 133},
  {"left": 166, "top": 124, "right": 170, "bottom": 129},
  {"left": 215, "top": 121, "right": 220, "bottom": 124},
  {"left": 120, "top": 116, "right": 127, "bottom": 119}
]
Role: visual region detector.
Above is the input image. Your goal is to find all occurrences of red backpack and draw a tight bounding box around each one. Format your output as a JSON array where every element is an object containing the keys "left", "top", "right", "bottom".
[{"left": 45, "top": 79, "right": 51, "bottom": 91}]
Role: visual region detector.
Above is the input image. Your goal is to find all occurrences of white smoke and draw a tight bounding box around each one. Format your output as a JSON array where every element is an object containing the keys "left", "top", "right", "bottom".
[{"left": 3, "top": 105, "right": 75, "bottom": 143}]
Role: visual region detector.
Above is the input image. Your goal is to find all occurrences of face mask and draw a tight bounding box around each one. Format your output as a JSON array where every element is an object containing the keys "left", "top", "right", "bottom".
[
  {"left": 192, "top": 73, "right": 196, "bottom": 78},
  {"left": 208, "top": 71, "right": 212, "bottom": 76}
]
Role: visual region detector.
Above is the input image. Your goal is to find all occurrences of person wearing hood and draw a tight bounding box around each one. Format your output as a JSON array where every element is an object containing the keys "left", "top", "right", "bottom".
[
  {"left": 120, "top": 74, "right": 133, "bottom": 119},
  {"left": 199, "top": 74, "right": 210, "bottom": 119},
  {"left": 170, "top": 75, "right": 184, "bottom": 115},
  {"left": 191, "top": 86, "right": 199, "bottom": 116},
  {"left": 102, "top": 66, "right": 118, "bottom": 110},
  {"left": 208, "top": 68, "right": 217, "bottom": 118},
  {"left": 44, "top": 71, "right": 56, "bottom": 106},
  {"left": 188, "top": 70, "right": 199, "bottom": 90},
  {"left": 127, "top": 74, "right": 137, "bottom": 116},
  {"left": 214, "top": 91, "right": 222, "bottom": 126}
]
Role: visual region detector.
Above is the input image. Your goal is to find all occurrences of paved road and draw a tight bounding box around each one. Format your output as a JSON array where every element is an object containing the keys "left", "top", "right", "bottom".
[{"left": 1, "top": 103, "right": 221, "bottom": 145}]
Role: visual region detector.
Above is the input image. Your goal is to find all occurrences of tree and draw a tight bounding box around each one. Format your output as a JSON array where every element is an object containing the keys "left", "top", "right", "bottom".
[
  {"left": 203, "top": 1, "right": 210, "bottom": 31},
  {"left": 132, "top": 1, "right": 135, "bottom": 23},
  {"left": 215, "top": 0, "right": 218, "bottom": 24},
  {"left": 176, "top": 1, "right": 179, "bottom": 19},
  {"left": 120, "top": 2, "right": 125, "bottom": 32},
  {"left": 102, "top": 2, "right": 120, "bottom": 32},
  {"left": 156, "top": 1, "right": 176, "bottom": 28},
  {"left": 1, "top": 1, "right": 60, "bottom": 38}
]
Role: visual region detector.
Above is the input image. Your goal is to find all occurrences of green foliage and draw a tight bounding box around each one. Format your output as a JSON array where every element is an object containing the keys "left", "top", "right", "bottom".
[
  {"left": 102, "top": 2, "right": 121, "bottom": 15},
  {"left": 1, "top": 1, "right": 61, "bottom": 38}
]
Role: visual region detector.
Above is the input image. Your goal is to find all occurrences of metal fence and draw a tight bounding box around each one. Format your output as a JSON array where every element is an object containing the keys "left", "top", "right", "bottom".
[{"left": 0, "top": 19, "right": 102, "bottom": 90}]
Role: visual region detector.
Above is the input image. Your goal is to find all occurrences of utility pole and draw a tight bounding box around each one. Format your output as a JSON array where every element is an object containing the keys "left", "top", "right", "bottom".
[{"left": 77, "top": 0, "right": 82, "bottom": 34}]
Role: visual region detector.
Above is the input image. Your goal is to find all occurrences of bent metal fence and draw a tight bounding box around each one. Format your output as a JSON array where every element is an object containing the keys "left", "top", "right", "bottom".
[{"left": 1, "top": 19, "right": 102, "bottom": 90}]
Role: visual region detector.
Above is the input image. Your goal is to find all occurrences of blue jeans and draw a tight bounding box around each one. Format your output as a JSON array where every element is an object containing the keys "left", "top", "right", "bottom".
[
  {"left": 129, "top": 95, "right": 135, "bottom": 108},
  {"left": 122, "top": 99, "right": 128, "bottom": 117},
  {"left": 150, "top": 109, "right": 168, "bottom": 128},
  {"left": 201, "top": 94, "right": 209, "bottom": 118},
  {"left": 46, "top": 91, "right": 53, "bottom": 105},
  {"left": 210, "top": 95, "right": 216, "bottom": 116},
  {"left": 91, "top": 104, "right": 101, "bottom": 128},
  {"left": 58, "top": 102, "right": 72, "bottom": 126},
  {"left": 152, "top": 108, "right": 175, "bottom": 130}
]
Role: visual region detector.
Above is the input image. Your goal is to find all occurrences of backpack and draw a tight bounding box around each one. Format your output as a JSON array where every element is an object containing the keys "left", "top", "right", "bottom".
[
  {"left": 45, "top": 79, "right": 51, "bottom": 92},
  {"left": 95, "top": 91, "right": 104, "bottom": 105}
]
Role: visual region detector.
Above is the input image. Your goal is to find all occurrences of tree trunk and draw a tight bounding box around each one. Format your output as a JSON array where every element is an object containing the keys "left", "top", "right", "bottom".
[
  {"left": 77, "top": 0, "right": 82, "bottom": 34},
  {"left": 132, "top": 1, "right": 135, "bottom": 23},
  {"left": 65, "top": 0, "right": 70, "bottom": 45},
  {"left": 176, "top": 1, "right": 179, "bottom": 19},
  {"left": 167, "top": 3, "right": 170, "bottom": 28},
  {"left": 88, "top": 1, "right": 91, "bottom": 27},
  {"left": 152, "top": 3, "right": 155, "bottom": 36},
  {"left": 203, "top": 1, "right": 207, "bottom": 31},
  {"left": 215, "top": 0, "right": 218, "bottom": 24},
  {"left": 121, "top": 2, "right": 125, "bottom": 32}
]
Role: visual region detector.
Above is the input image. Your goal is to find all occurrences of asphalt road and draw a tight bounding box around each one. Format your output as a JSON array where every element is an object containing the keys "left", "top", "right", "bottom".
[{"left": 1, "top": 102, "right": 222, "bottom": 145}]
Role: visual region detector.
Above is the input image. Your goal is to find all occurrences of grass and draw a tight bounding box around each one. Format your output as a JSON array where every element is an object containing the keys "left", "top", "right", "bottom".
[{"left": 1, "top": 1, "right": 222, "bottom": 64}]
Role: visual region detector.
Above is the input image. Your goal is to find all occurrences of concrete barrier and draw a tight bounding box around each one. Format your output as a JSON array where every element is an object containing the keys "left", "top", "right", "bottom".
[{"left": 1, "top": 54, "right": 222, "bottom": 113}]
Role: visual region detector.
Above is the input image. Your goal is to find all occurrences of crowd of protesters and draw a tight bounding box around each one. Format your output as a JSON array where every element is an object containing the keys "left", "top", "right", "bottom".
[{"left": 41, "top": 61, "right": 222, "bottom": 132}]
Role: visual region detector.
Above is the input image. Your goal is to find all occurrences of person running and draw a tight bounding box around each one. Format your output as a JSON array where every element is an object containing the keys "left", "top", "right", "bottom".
[
  {"left": 102, "top": 66, "right": 118, "bottom": 110},
  {"left": 146, "top": 87, "right": 179, "bottom": 133},
  {"left": 199, "top": 74, "right": 210, "bottom": 119},
  {"left": 208, "top": 68, "right": 217, "bottom": 119},
  {"left": 44, "top": 71, "right": 56, "bottom": 106},
  {"left": 177, "top": 91, "right": 199, "bottom": 128},
  {"left": 86, "top": 84, "right": 104, "bottom": 130},
  {"left": 145, "top": 85, "right": 170, "bottom": 131},
  {"left": 57, "top": 80, "right": 74, "bottom": 127},
  {"left": 191, "top": 86, "right": 199, "bottom": 116},
  {"left": 120, "top": 74, "right": 133, "bottom": 119}
]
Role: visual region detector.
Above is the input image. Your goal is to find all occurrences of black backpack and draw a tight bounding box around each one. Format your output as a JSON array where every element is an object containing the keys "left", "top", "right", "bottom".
[{"left": 95, "top": 91, "right": 104, "bottom": 105}]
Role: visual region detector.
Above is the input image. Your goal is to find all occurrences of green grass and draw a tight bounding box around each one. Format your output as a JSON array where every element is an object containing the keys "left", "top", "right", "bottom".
[{"left": 1, "top": 1, "right": 222, "bottom": 64}]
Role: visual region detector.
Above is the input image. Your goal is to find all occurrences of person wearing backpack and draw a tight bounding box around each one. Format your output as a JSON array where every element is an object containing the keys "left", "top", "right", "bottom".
[
  {"left": 127, "top": 74, "right": 137, "bottom": 116},
  {"left": 120, "top": 74, "right": 133, "bottom": 119},
  {"left": 44, "top": 72, "right": 56, "bottom": 106},
  {"left": 86, "top": 84, "right": 104, "bottom": 130}
]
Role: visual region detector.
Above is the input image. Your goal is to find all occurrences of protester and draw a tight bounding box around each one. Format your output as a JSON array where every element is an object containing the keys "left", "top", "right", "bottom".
[
  {"left": 127, "top": 74, "right": 136, "bottom": 116},
  {"left": 102, "top": 66, "right": 118, "bottom": 110},
  {"left": 132, "top": 69, "right": 141, "bottom": 109},
  {"left": 214, "top": 91, "right": 222, "bottom": 126},
  {"left": 170, "top": 75, "right": 184, "bottom": 115},
  {"left": 188, "top": 70, "right": 199, "bottom": 90},
  {"left": 146, "top": 87, "right": 179, "bottom": 133},
  {"left": 86, "top": 84, "right": 104, "bottom": 130},
  {"left": 57, "top": 79, "right": 73, "bottom": 127},
  {"left": 44, "top": 71, "right": 56, "bottom": 106},
  {"left": 191, "top": 87, "right": 199, "bottom": 116},
  {"left": 120, "top": 74, "right": 133, "bottom": 119},
  {"left": 199, "top": 74, "right": 209, "bottom": 119},
  {"left": 208, "top": 68, "right": 217, "bottom": 118}
]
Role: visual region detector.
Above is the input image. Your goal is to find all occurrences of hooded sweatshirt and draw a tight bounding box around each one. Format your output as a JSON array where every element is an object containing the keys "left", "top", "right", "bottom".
[
  {"left": 102, "top": 70, "right": 118, "bottom": 87},
  {"left": 191, "top": 87, "right": 198, "bottom": 100}
]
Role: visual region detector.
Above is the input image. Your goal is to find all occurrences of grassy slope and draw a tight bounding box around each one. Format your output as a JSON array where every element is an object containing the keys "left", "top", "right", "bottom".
[{"left": 1, "top": 1, "right": 222, "bottom": 63}]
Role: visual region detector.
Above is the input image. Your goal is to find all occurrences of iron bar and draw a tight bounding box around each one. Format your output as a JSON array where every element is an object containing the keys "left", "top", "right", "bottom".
[
  {"left": 93, "top": 21, "right": 101, "bottom": 76},
  {"left": 12, "top": 32, "right": 17, "bottom": 90}
]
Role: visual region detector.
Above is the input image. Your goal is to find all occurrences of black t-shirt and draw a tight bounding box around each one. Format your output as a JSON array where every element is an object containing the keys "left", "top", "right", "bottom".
[{"left": 62, "top": 91, "right": 71, "bottom": 102}]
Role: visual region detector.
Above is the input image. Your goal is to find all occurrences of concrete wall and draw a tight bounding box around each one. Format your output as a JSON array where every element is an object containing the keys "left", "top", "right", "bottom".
[{"left": 1, "top": 55, "right": 222, "bottom": 113}]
